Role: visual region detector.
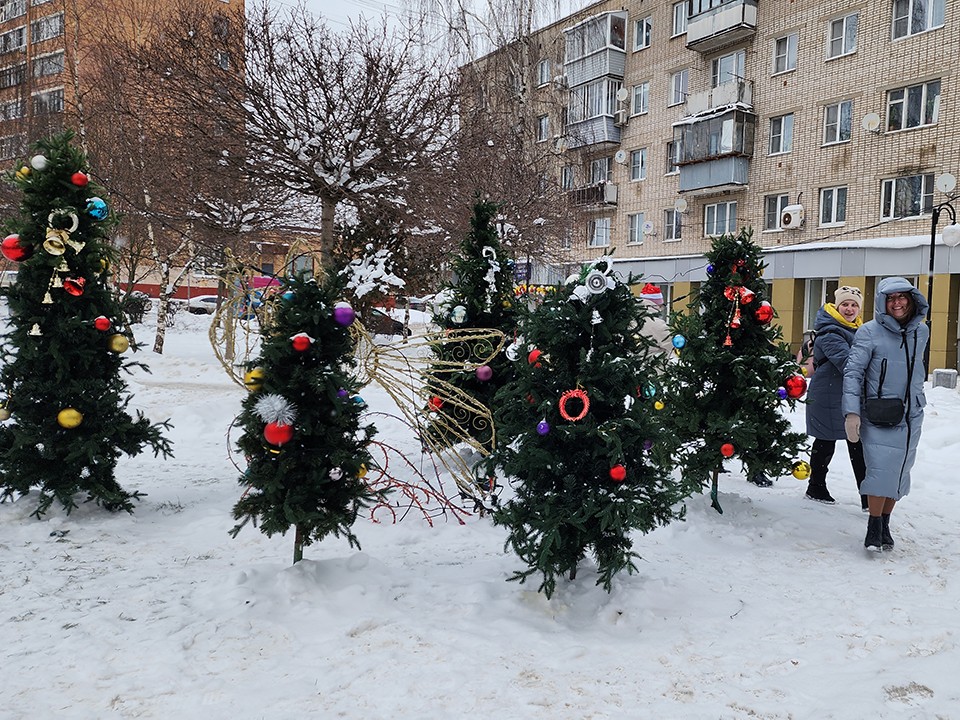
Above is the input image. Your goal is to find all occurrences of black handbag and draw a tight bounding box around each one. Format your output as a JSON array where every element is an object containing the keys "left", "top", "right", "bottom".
[{"left": 863, "top": 354, "right": 909, "bottom": 427}]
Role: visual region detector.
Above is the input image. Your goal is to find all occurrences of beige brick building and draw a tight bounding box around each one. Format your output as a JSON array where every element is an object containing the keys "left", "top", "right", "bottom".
[{"left": 507, "top": 0, "right": 959, "bottom": 368}]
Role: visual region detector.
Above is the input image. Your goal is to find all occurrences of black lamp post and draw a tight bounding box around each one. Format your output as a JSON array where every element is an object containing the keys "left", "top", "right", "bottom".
[{"left": 923, "top": 182, "right": 960, "bottom": 373}]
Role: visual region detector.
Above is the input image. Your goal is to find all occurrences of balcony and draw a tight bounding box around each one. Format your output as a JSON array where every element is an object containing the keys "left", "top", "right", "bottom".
[
  {"left": 569, "top": 182, "right": 618, "bottom": 207},
  {"left": 564, "top": 116, "right": 621, "bottom": 150},
  {"left": 673, "top": 106, "right": 755, "bottom": 194},
  {"left": 686, "top": 0, "right": 757, "bottom": 54},
  {"left": 686, "top": 79, "right": 753, "bottom": 116},
  {"left": 564, "top": 48, "right": 626, "bottom": 88}
]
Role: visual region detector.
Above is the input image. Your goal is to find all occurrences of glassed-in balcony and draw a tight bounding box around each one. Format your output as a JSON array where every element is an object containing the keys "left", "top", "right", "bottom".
[
  {"left": 563, "top": 12, "right": 627, "bottom": 87},
  {"left": 686, "top": 0, "right": 757, "bottom": 54},
  {"left": 568, "top": 182, "right": 618, "bottom": 206},
  {"left": 673, "top": 107, "right": 755, "bottom": 194}
]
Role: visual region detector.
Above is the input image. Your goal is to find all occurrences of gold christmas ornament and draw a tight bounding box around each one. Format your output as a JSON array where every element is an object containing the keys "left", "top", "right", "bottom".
[
  {"left": 57, "top": 408, "right": 83, "bottom": 429},
  {"left": 43, "top": 231, "right": 67, "bottom": 256},
  {"left": 0, "top": 407, "right": 10, "bottom": 421},
  {"left": 243, "top": 367, "right": 265, "bottom": 392},
  {"left": 15, "top": 165, "right": 30, "bottom": 180},
  {"left": 791, "top": 460, "right": 812, "bottom": 480},
  {"left": 47, "top": 210, "right": 80, "bottom": 234},
  {"left": 654, "top": 400, "right": 665, "bottom": 410},
  {"left": 357, "top": 463, "right": 368, "bottom": 478},
  {"left": 107, "top": 334, "right": 130, "bottom": 353}
]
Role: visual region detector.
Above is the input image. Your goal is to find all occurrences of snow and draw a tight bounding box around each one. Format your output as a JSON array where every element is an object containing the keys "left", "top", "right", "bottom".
[{"left": 3, "top": 309, "right": 960, "bottom": 718}]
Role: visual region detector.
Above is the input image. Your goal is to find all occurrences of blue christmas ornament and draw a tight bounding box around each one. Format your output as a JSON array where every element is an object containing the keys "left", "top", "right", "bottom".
[
  {"left": 86, "top": 196, "right": 108, "bottom": 220},
  {"left": 536, "top": 420, "right": 550, "bottom": 435},
  {"left": 706, "top": 263, "right": 715, "bottom": 274},
  {"left": 282, "top": 290, "right": 296, "bottom": 301},
  {"left": 672, "top": 334, "right": 686, "bottom": 349},
  {"left": 777, "top": 387, "right": 788, "bottom": 399},
  {"left": 352, "top": 396, "right": 367, "bottom": 408},
  {"left": 641, "top": 383, "right": 657, "bottom": 399}
]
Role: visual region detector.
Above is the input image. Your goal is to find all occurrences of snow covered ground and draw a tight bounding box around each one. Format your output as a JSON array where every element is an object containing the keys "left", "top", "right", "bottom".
[{"left": 2, "top": 309, "right": 960, "bottom": 719}]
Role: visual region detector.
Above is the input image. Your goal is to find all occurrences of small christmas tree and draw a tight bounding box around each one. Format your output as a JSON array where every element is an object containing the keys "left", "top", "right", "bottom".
[
  {"left": 0, "top": 132, "right": 172, "bottom": 516},
  {"left": 661, "top": 229, "right": 807, "bottom": 512},
  {"left": 230, "top": 272, "right": 382, "bottom": 563},
  {"left": 425, "top": 200, "right": 517, "bottom": 453},
  {"left": 479, "top": 259, "right": 697, "bottom": 598}
]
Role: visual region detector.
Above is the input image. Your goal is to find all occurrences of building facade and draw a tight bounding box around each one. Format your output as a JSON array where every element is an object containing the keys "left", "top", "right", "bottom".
[{"left": 511, "top": 0, "right": 959, "bottom": 368}]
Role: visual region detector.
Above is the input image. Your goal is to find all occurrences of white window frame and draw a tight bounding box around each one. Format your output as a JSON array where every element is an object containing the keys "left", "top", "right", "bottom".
[
  {"left": 0, "top": 26, "right": 25, "bottom": 52},
  {"left": 30, "top": 11, "right": 63, "bottom": 43},
  {"left": 588, "top": 217, "right": 612, "bottom": 247},
  {"left": 764, "top": 194, "right": 789, "bottom": 231},
  {"left": 629, "top": 148, "right": 647, "bottom": 181},
  {"left": 664, "top": 208, "right": 682, "bottom": 241},
  {"left": 819, "top": 186, "right": 848, "bottom": 226},
  {"left": 823, "top": 100, "right": 852, "bottom": 145},
  {"left": 772, "top": 33, "right": 798, "bottom": 75},
  {"left": 881, "top": 174, "right": 933, "bottom": 220},
  {"left": 536, "top": 114, "right": 549, "bottom": 143},
  {"left": 0, "top": 62, "right": 26, "bottom": 89},
  {"left": 568, "top": 78, "right": 622, "bottom": 123},
  {"left": 628, "top": 212, "right": 646, "bottom": 244},
  {"left": 32, "top": 49, "right": 63, "bottom": 78},
  {"left": 31, "top": 86, "right": 63, "bottom": 115},
  {"left": 0, "top": 133, "right": 24, "bottom": 160},
  {"left": 537, "top": 58, "right": 551, "bottom": 87},
  {"left": 827, "top": 13, "right": 858, "bottom": 59},
  {"left": 886, "top": 80, "right": 940, "bottom": 132},
  {"left": 892, "top": 0, "right": 944, "bottom": 39},
  {"left": 560, "top": 165, "right": 574, "bottom": 190},
  {"left": 769, "top": 114, "right": 794, "bottom": 155},
  {"left": 589, "top": 156, "right": 611, "bottom": 184},
  {"left": 633, "top": 16, "right": 651, "bottom": 50},
  {"left": 672, "top": 2, "right": 687, "bottom": 36},
  {"left": 704, "top": 200, "right": 737, "bottom": 236},
  {"left": 665, "top": 140, "right": 680, "bottom": 175},
  {"left": 0, "top": 98, "right": 24, "bottom": 120},
  {"left": 0, "top": 0, "right": 26, "bottom": 22},
  {"left": 669, "top": 69, "right": 688, "bottom": 106},
  {"left": 711, "top": 50, "right": 744, "bottom": 88},
  {"left": 631, "top": 81, "right": 649, "bottom": 115}
]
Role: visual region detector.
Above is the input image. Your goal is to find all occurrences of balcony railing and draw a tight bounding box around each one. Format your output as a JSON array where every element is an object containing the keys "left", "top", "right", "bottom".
[
  {"left": 564, "top": 116, "right": 622, "bottom": 149},
  {"left": 686, "top": 0, "right": 757, "bottom": 54},
  {"left": 568, "top": 182, "right": 618, "bottom": 206}
]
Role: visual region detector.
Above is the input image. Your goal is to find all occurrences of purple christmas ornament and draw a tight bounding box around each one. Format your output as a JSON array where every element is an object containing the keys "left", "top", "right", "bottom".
[
  {"left": 333, "top": 302, "right": 356, "bottom": 327},
  {"left": 643, "top": 438, "right": 654, "bottom": 451},
  {"left": 337, "top": 388, "right": 349, "bottom": 398},
  {"left": 706, "top": 263, "right": 715, "bottom": 274},
  {"left": 777, "top": 387, "right": 788, "bottom": 399},
  {"left": 476, "top": 365, "right": 493, "bottom": 382},
  {"left": 536, "top": 421, "right": 550, "bottom": 435}
]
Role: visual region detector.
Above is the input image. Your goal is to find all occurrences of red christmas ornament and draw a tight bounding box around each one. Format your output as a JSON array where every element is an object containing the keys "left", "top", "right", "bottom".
[
  {"left": 723, "top": 333, "right": 733, "bottom": 347},
  {"left": 71, "top": 171, "right": 89, "bottom": 187},
  {"left": 527, "top": 348, "right": 543, "bottom": 367},
  {"left": 94, "top": 316, "right": 111, "bottom": 331},
  {"left": 263, "top": 421, "right": 294, "bottom": 446},
  {"left": 429, "top": 395, "right": 444, "bottom": 410},
  {"left": 754, "top": 302, "right": 774, "bottom": 324},
  {"left": 558, "top": 388, "right": 590, "bottom": 422},
  {"left": 730, "top": 307, "right": 741, "bottom": 328},
  {"left": 720, "top": 442, "right": 735, "bottom": 458},
  {"left": 291, "top": 333, "right": 313, "bottom": 352},
  {"left": 724, "top": 286, "right": 737, "bottom": 301},
  {"left": 1, "top": 233, "right": 31, "bottom": 262},
  {"left": 739, "top": 287, "right": 755, "bottom": 304},
  {"left": 609, "top": 464, "right": 627, "bottom": 482},
  {"left": 63, "top": 276, "right": 86, "bottom": 296},
  {"left": 784, "top": 374, "right": 808, "bottom": 399}
]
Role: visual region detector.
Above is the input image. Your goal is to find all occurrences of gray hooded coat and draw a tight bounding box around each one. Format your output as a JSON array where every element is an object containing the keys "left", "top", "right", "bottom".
[{"left": 841, "top": 277, "right": 929, "bottom": 500}]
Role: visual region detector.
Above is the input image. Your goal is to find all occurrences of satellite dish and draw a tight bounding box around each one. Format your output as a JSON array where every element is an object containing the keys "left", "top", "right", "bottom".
[
  {"left": 674, "top": 197, "right": 688, "bottom": 213},
  {"left": 614, "top": 149, "right": 628, "bottom": 164},
  {"left": 615, "top": 87, "right": 629, "bottom": 102},
  {"left": 935, "top": 173, "right": 957, "bottom": 193},
  {"left": 861, "top": 113, "right": 881, "bottom": 133},
  {"left": 641, "top": 220, "right": 656, "bottom": 235}
]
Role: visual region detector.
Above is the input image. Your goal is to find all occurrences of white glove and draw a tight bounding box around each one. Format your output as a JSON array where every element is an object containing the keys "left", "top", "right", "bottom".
[{"left": 844, "top": 414, "right": 861, "bottom": 444}]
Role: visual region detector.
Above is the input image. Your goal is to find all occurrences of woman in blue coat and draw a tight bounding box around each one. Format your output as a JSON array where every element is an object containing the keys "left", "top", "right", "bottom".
[
  {"left": 804, "top": 286, "right": 865, "bottom": 505},
  {"left": 842, "top": 277, "right": 928, "bottom": 552}
]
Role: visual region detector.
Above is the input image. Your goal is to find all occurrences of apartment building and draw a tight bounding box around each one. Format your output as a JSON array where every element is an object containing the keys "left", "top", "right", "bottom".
[{"left": 501, "top": 0, "right": 959, "bottom": 368}]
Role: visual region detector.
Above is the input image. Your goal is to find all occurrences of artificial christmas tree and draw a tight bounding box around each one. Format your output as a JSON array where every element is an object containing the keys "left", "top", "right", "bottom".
[
  {"left": 0, "top": 132, "right": 172, "bottom": 516},
  {"left": 427, "top": 200, "right": 517, "bottom": 451},
  {"left": 478, "top": 259, "right": 698, "bottom": 598},
  {"left": 661, "top": 229, "right": 807, "bottom": 512},
  {"left": 230, "top": 272, "right": 383, "bottom": 563}
]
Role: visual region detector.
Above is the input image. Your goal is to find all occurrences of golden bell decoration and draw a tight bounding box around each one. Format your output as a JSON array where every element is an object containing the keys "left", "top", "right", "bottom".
[
  {"left": 28, "top": 323, "right": 42, "bottom": 336},
  {"left": 243, "top": 367, "right": 265, "bottom": 392},
  {"left": 43, "top": 233, "right": 67, "bottom": 256},
  {"left": 107, "top": 334, "right": 130, "bottom": 353},
  {"left": 357, "top": 463, "right": 368, "bottom": 478},
  {"left": 57, "top": 408, "right": 83, "bottom": 429},
  {"left": 0, "top": 407, "right": 11, "bottom": 421},
  {"left": 791, "top": 460, "right": 812, "bottom": 480}
]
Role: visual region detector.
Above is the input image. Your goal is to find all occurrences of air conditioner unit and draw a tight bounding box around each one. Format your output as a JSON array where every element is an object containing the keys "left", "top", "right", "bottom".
[
  {"left": 781, "top": 204, "right": 805, "bottom": 229},
  {"left": 553, "top": 75, "right": 568, "bottom": 89},
  {"left": 614, "top": 109, "right": 628, "bottom": 126}
]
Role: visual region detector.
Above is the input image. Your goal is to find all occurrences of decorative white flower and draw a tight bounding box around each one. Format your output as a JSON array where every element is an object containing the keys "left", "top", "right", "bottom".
[{"left": 254, "top": 394, "right": 297, "bottom": 425}]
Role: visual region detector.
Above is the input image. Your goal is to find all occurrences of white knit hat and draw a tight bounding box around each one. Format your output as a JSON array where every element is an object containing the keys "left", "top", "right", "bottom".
[{"left": 834, "top": 285, "right": 862, "bottom": 307}]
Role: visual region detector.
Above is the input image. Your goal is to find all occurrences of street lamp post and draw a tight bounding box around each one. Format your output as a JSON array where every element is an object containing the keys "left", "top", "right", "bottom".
[{"left": 923, "top": 173, "right": 960, "bottom": 372}]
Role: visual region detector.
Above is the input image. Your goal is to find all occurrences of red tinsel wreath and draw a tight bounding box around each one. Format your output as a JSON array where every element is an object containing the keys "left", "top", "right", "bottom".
[{"left": 558, "top": 388, "right": 590, "bottom": 422}]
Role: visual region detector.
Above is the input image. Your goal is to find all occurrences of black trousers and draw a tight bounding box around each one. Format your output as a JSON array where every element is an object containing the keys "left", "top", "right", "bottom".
[{"left": 810, "top": 437, "right": 866, "bottom": 490}]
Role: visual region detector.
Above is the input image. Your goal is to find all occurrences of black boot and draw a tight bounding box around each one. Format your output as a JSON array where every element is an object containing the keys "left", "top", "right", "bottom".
[
  {"left": 806, "top": 440, "right": 836, "bottom": 503},
  {"left": 748, "top": 473, "right": 773, "bottom": 487},
  {"left": 860, "top": 495, "right": 869, "bottom": 512},
  {"left": 805, "top": 479, "right": 836, "bottom": 504},
  {"left": 881, "top": 514, "right": 895, "bottom": 550},
  {"left": 864, "top": 515, "right": 883, "bottom": 552}
]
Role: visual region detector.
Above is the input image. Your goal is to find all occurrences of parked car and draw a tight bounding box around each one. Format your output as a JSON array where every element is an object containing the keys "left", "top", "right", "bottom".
[
  {"left": 185, "top": 295, "right": 220, "bottom": 314},
  {"left": 368, "top": 308, "right": 411, "bottom": 336}
]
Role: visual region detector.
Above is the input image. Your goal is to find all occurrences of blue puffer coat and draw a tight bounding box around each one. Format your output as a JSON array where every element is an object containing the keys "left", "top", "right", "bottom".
[
  {"left": 841, "top": 277, "right": 929, "bottom": 500},
  {"left": 805, "top": 304, "right": 860, "bottom": 440}
]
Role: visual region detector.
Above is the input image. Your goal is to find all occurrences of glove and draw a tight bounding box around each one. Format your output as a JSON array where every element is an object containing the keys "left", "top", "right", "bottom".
[{"left": 844, "top": 414, "right": 861, "bottom": 444}]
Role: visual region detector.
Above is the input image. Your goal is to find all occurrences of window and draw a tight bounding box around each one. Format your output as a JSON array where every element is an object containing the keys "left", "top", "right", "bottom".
[
  {"left": 629, "top": 148, "right": 647, "bottom": 181},
  {"left": 568, "top": 78, "right": 622, "bottom": 123},
  {"left": 827, "top": 13, "right": 858, "bottom": 58},
  {"left": 0, "top": 0, "right": 26, "bottom": 22},
  {"left": 32, "top": 87, "right": 63, "bottom": 114},
  {"left": 665, "top": 140, "right": 680, "bottom": 174},
  {"left": 669, "top": 69, "right": 688, "bottom": 106},
  {"left": 0, "top": 26, "right": 25, "bottom": 52},
  {"left": 565, "top": 13, "right": 626, "bottom": 62},
  {"left": 820, "top": 186, "right": 848, "bottom": 225},
  {"left": 31, "top": 0, "right": 52, "bottom": 4},
  {"left": 823, "top": 100, "right": 852, "bottom": 144},
  {"left": 628, "top": 213, "right": 646, "bottom": 244},
  {"left": 764, "top": 194, "right": 789, "bottom": 230},
  {"left": 886, "top": 80, "right": 940, "bottom": 131},
  {"left": 672, "top": 2, "right": 687, "bottom": 36},
  {"left": 664, "top": 208, "right": 682, "bottom": 240},
  {"left": 0, "top": 134, "right": 23, "bottom": 160},
  {"left": 589, "top": 157, "right": 611, "bottom": 184},
  {"left": 32, "top": 50, "right": 63, "bottom": 78},
  {"left": 704, "top": 201, "right": 737, "bottom": 236},
  {"left": 893, "top": 0, "right": 944, "bottom": 39},
  {"left": 537, "top": 58, "right": 551, "bottom": 87},
  {"left": 804, "top": 278, "right": 840, "bottom": 331},
  {"left": 773, "top": 33, "right": 798, "bottom": 74},
  {"left": 588, "top": 217, "right": 611, "bottom": 247},
  {"left": 0, "top": 98, "right": 24, "bottom": 120},
  {"left": 561, "top": 165, "right": 574, "bottom": 190},
  {"left": 633, "top": 16, "right": 651, "bottom": 50},
  {"left": 769, "top": 114, "right": 794, "bottom": 154},
  {"left": 30, "top": 12, "right": 63, "bottom": 42},
  {"left": 536, "top": 114, "right": 549, "bottom": 142},
  {"left": 214, "top": 50, "right": 230, "bottom": 70},
  {"left": 711, "top": 50, "right": 744, "bottom": 88},
  {"left": 881, "top": 174, "right": 933, "bottom": 219},
  {"left": 0, "top": 62, "right": 25, "bottom": 89},
  {"left": 631, "top": 81, "right": 649, "bottom": 115}
]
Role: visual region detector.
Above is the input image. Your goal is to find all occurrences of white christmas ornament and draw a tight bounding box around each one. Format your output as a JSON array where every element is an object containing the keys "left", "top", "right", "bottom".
[
  {"left": 450, "top": 305, "right": 467, "bottom": 324},
  {"left": 30, "top": 154, "right": 49, "bottom": 171},
  {"left": 253, "top": 394, "right": 297, "bottom": 425}
]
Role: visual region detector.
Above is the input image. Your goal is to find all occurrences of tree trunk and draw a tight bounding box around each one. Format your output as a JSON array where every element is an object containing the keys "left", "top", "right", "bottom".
[
  {"left": 152, "top": 259, "right": 170, "bottom": 354},
  {"left": 319, "top": 194, "right": 336, "bottom": 267},
  {"left": 293, "top": 525, "right": 304, "bottom": 564}
]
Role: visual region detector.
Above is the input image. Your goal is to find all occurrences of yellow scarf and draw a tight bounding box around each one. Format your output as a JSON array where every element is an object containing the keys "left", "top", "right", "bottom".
[{"left": 824, "top": 303, "right": 862, "bottom": 329}]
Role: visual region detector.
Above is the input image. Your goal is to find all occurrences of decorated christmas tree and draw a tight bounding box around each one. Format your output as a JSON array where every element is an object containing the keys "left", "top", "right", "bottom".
[
  {"left": 478, "top": 259, "right": 698, "bottom": 598},
  {"left": 426, "top": 200, "right": 517, "bottom": 451},
  {"left": 0, "top": 132, "right": 172, "bottom": 516},
  {"left": 230, "top": 272, "right": 382, "bottom": 563},
  {"left": 661, "top": 229, "right": 808, "bottom": 512}
]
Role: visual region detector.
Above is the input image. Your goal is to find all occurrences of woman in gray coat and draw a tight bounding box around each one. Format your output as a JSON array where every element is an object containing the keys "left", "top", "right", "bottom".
[{"left": 842, "top": 277, "right": 928, "bottom": 552}]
